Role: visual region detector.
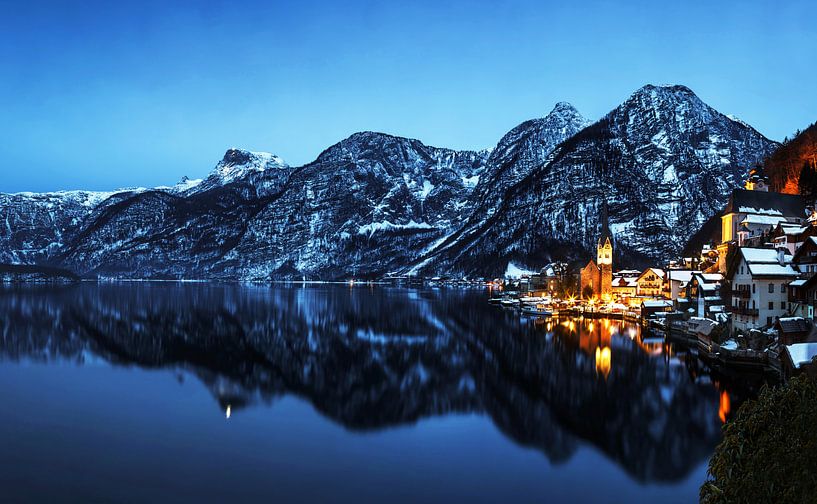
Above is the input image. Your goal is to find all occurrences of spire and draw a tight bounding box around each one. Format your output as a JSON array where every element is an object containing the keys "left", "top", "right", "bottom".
[{"left": 598, "top": 200, "right": 613, "bottom": 247}]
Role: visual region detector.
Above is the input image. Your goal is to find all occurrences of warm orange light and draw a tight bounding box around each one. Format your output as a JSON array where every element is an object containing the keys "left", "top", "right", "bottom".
[
  {"left": 718, "top": 391, "right": 731, "bottom": 423},
  {"left": 595, "top": 346, "right": 611, "bottom": 379}
]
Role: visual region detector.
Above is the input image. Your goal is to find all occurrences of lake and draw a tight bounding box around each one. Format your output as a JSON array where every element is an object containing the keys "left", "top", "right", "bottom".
[{"left": 0, "top": 283, "right": 760, "bottom": 503}]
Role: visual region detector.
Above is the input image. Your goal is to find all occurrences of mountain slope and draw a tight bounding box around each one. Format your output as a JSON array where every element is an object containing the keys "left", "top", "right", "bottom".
[
  {"left": 408, "top": 85, "right": 779, "bottom": 276},
  {"left": 0, "top": 85, "right": 782, "bottom": 279},
  {"left": 222, "top": 132, "right": 491, "bottom": 279},
  {"left": 763, "top": 122, "right": 817, "bottom": 195}
]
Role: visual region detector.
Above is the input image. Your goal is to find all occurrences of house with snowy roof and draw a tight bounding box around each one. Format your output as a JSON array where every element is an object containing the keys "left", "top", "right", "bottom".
[
  {"left": 636, "top": 268, "right": 665, "bottom": 297},
  {"left": 716, "top": 169, "right": 806, "bottom": 272},
  {"left": 685, "top": 272, "right": 725, "bottom": 319},
  {"left": 611, "top": 274, "right": 638, "bottom": 298},
  {"left": 726, "top": 247, "right": 799, "bottom": 332},
  {"left": 787, "top": 237, "right": 817, "bottom": 319},
  {"left": 663, "top": 269, "right": 699, "bottom": 300},
  {"left": 770, "top": 220, "right": 810, "bottom": 255}
]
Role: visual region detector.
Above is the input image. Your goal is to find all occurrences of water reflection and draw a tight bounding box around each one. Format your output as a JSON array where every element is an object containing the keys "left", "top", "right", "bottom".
[{"left": 0, "top": 284, "right": 765, "bottom": 484}]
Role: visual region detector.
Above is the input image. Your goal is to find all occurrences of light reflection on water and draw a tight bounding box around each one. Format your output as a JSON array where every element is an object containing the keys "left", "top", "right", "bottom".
[{"left": 0, "top": 283, "right": 769, "bottom": 503}]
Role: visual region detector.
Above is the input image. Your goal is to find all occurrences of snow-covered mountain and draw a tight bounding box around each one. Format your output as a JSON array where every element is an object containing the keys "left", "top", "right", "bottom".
[
  {"left": 407, "top": 84, "right": 779, "bottom": 276},
  {"left": 0, "top": 84, "right": 781, "bottom": 279}
]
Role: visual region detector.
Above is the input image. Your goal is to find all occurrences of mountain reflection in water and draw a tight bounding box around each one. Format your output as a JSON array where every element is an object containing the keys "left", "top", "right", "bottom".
[{"left": 0, "top": 283, "right": 763, "bottom": 486}]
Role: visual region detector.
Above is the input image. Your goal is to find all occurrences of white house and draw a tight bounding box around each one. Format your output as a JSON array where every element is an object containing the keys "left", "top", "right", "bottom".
[
  {"left": 727, "top": 247, "right": 799, "bottom": 332},
  {"left": 664, "top": 269, "right": 699, "bottom": 300},
  {"left": 636, "top": 268, "right": 665, "bottom": 297}
]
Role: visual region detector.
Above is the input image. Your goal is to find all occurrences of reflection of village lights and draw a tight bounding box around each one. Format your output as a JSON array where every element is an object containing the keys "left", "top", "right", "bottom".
[
  {"left": 546, "top": 322, "right": 552, "bottom": 331},
  {"left": 627, "top": 327, "right": 638, "bottom": 339},
  {"left": 718, "top": 391, "right": 731, "bottom": 423},
  {"left": 588, "top": 322, "right": 595, "bottom": 332},
  {"left": 595, "top": 346, "right": 612, "bottom": 378},
  {"left": 225, "top": 405, "right": 232, "bottom": 419}
]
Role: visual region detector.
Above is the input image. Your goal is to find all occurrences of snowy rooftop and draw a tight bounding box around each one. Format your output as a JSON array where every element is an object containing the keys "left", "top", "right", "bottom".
[
  {"left": 747, "top": 263, "right": 799, "bottom": 277},
  {"left": 642, "top": 300, "right": 673, "bottom": 308},
  {"left": 640, "top": 267, "right": 665, "bottom": 279},
  {"left": 785, "top": 342, "right": 817, "bottom": 368},
  {"left": 666, "top": 269, "right": 698, "bottom": 283},
  {"left": 741, "top": 214, "right": 787, "bottom": 226},
  {"left": 738, "top": 206, "right": 783, "bottom": 216},
  {"left": 740, "top": 247, "right": 791, "bottom": 264}
]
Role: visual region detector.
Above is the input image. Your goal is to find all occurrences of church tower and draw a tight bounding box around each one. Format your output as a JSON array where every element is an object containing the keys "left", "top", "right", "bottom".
[{"left": 597, "top": 201, "right": 613, "bottom": 300}]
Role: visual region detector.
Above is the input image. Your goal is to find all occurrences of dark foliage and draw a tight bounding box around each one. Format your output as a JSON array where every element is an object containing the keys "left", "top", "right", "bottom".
[{"left": 701, "top": 375, "right": 817, "bottom": 504}]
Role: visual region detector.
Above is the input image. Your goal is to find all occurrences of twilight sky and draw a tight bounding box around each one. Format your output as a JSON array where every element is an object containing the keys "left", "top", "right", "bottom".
[{"left": 1, "top": 0, "right": 815, "bottom": 193}]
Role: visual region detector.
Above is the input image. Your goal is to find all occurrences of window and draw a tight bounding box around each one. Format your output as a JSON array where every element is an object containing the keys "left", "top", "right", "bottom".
[
  {"left": 781, "top": 283, "right": 786, "bottom": 293},
  {"left": 769, "top": 283, "right": 774, "bottom": 293},
  {"left": 769, "top": 301, "right": 774, "bottom": 310},
  {"left": 782, "top": 301, "right": 786, "bottom": 310},
  {"left": 767, "top": 316, "right": 772, "bottom": 326}
]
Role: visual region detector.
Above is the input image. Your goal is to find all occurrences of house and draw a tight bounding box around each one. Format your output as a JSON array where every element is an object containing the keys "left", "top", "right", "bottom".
[
  {"left": 726, "top": 247, "right": 799, "bottom": 332},
  {"left": 641, "top": 299, "right": 673, "bottom": 324},
  {"left": 611, "top": 275, "right": 638, "bottom": 298},
  {"left": 792, "top": 236, "right": 817, "bottom": 275},
  {"left": 663, "top": 269, "right": 699, "bottom": 300},
  {"left": 716, "top": 170, "right": 805, "bottom": 272},
  {"left": 787, "top": 275, "right": 817, "bottom": 320},
  {"left": 686, "top": 272, "right": 725, "bottom": 318},
  {"left": 771, "top": 221, "right": 808, "bottom": 255},
  {"left": 636, "top": 268, "right": 665, "bottom": 297},
  {"left": 781, "top": 342, "right": 817, "bottom": 380},
  {"left": 774, "top": 317, "right": 814, "bottom": 345}
]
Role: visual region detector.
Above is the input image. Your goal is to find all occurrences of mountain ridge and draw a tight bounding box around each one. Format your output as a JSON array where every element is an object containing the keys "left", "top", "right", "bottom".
[{"left": 0, "top": 85, "right": 783, "bottom": 279}]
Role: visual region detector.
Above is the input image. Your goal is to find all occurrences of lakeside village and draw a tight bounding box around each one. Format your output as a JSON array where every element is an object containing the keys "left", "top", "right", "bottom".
[{"left": 486, "top": 169, "right": 817, "bottom": 383}]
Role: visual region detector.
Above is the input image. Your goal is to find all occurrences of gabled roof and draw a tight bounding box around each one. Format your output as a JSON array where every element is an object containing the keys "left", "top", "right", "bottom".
[
  {"left": 638, "top": 268, "right": 665, "bottom": 281},
  {"left": 726, "top": 247, "right": 798, "bottom": 279},
  {"left": 612, "top": 276, "right": 637, "bottom": 288},
  {"left": 740, "top": 214, "right": 787, "bottom": 226},
  {"left": 723, "top": 189, "right": 805, "bottom": 218},
  {"left": 666, "top": 269, "right": 699, "bottom": 283},
  {"left": 747, "top": 263, "right": 799, "bottom": 277},
  {"left": 792, "top": 236, "right": 817, "bottom": 264},
  {"left": 784, "top": 342, "right": 817, "bottom": 368},
  {"left": 776, "top": 317, "right": 811, "bottom": 334},
  {"left": 583, "top": 259, "right": 599, "bottom": 271}
]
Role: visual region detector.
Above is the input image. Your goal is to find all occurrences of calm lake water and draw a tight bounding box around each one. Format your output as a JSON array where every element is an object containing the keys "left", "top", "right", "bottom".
[{"left": 0, "top": 284, "right": 761, "bottom": 503}]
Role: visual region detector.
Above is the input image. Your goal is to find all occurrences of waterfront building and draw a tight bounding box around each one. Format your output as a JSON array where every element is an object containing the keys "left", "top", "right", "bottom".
[
  {"left": 726, "top": 247, "right": 799, "bottom": 332},
  {"left": 685, "top": 272, "right": 725, "bottom": 319}
]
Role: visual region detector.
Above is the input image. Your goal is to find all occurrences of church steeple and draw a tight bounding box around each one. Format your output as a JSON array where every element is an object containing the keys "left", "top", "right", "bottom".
[
  {"left": 597, "top": 200, "right": 614, "bottom": 267},
  {"left": 597, "top": 200, "right": 614, "bottom": 248}
]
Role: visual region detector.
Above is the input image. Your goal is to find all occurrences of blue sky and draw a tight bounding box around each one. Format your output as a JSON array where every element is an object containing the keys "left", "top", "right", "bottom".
[{"left": 1, "top": 0, "right": 815, "bottom": 192}]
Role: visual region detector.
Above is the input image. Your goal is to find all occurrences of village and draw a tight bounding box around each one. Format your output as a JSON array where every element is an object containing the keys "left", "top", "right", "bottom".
[{"left": 487, "top": 168, "right": 817, "bottom": 383}]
